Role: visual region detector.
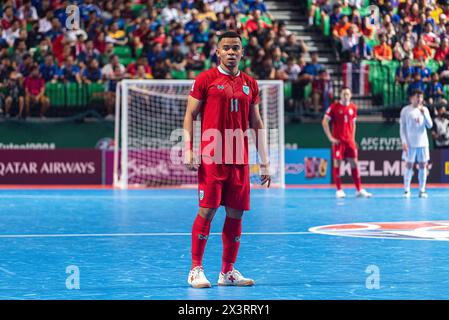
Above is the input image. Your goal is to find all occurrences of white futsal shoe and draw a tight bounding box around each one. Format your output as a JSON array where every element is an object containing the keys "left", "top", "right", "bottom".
[
  {"left": 356, "top": 189, "right": 372, "bottom": 198},
  {"left": 403, "top": 190, "right": 411, "bottom": 198},
  {"left": 336, "top": 189, "right": 346, "bottom": 198},
  {"left": 218, "top": 269, "right": 255, "bottom": 287},
  {"left": 188, "top": 266, "right": 211, "bottom": 288},
  {"left": 419, "top": 191, "right": 428, "bottom": 198}
]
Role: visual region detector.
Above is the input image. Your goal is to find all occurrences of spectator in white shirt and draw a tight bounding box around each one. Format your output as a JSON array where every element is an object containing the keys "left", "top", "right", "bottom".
[
  {"left": 161, "top": 0, "right": 180, "bottom": 24},
  {"left": 432, "top": 103, "right": 449, "bottom": 148}
]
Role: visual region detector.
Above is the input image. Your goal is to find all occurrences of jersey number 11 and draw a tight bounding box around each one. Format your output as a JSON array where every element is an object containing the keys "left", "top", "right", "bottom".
[{"left": 230, "top": 98, "right": 239, "bottom": 112}]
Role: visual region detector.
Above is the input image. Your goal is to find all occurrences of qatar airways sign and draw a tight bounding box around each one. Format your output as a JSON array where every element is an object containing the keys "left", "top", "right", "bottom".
[{"left": 0, "top": 150, "right": 102, "bottom": 184}]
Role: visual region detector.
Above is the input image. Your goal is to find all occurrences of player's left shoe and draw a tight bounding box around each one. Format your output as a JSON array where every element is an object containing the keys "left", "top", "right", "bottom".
[
  {"left": 218, "top": 269, "right": 255, "bottom": 287},
  {"left": 356, "top": 189, "right": 372, "bottom": 198},
  {"left": 419, "top": 191, "right": 428, "bottom": 198}
]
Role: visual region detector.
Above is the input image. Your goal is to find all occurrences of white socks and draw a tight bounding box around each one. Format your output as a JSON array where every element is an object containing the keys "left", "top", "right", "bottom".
[
  {"left": 404, "top": 167, "right": 414, "bottom": 192},
  {"left": 418, "top": 168, "right": 427, "bottom": 192}
]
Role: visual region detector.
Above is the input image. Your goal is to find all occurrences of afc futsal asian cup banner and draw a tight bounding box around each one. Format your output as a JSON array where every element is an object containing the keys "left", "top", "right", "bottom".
[
  {"left": 285, "top": 149, "right": 331, "bottom": 184},
  {"left": 0, "top": 150, "right": 102, "bottom": 184},
  {"left": 339, "top": 150, "right": 442, "bottom": 184}
]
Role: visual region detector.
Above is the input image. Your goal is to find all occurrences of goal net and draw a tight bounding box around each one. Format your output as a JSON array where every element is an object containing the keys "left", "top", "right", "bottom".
[{"left": 114, "top": 79, "right": 285, "bottom": 188}]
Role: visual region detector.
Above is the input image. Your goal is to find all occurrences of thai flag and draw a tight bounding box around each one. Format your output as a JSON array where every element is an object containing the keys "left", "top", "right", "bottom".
[{"left": 342, "top": 62, "right": 370, "bottom": 95}]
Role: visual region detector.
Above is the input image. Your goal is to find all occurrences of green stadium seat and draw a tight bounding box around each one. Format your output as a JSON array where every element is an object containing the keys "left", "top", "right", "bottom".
[
  {"left": 119, "top": 57, "right": 135, "bottom": 66},
  {"left": 323, "top": 15, "right": 330, "bottom": 37},
  {"left": 284, "top": 81, "right": 292, "bottom": 100},
  {"left": 171, "top": 70, "right": 187, "bottom": 79},
  {"left": 113, "top": 46, "right": 132, "bottom": 58},
  {"left": 45, "top": 82, "right": 65, "bottom": 107},
  {"left": 315, "top": 7, "right": 321, "bottom": 26}
]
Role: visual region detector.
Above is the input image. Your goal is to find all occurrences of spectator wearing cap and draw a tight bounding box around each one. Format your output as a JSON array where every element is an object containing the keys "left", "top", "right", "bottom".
[
  {"left": 432, "top": 102, "right": 449, "bottom": 148},
  {"left": 24, "top": 65, "right": 50, "bottom": 118},
  {"left": 373, "top": 34, "right": 393, "bottom": 61}
]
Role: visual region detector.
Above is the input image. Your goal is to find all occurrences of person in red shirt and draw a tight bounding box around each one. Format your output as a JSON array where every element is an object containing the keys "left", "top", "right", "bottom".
[
  {"left": 24, "top": 65, "right": 50, "bottom": 118},
  {"left": 183, "top": 31, "right": 271, "bottom": 288},
  {"left": 322, "top": 87, "right": 372, "bottom": 198}
]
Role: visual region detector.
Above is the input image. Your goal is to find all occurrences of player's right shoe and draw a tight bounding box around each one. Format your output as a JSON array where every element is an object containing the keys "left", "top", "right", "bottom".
[
  {"left": 403, "top": 190, "right": 411, "bottom": 198},
  {"left": 336, "top": 190, "right": 346, "bottom": 198},
  {"left": 188, "top": 266, "right": 211, "bottom": 288},
  {"left": 419, "top": 191, "right": 428, "bottom": 198},
  {"left": 356, "top": 189, "right": 372, "bottom": 198},
  {"left": 218, "top": 269, "right": 255, "bottom": 286}
]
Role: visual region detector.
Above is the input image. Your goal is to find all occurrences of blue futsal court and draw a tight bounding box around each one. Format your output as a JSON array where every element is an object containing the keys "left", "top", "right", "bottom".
[{"left": 1, "top": 187, "right": 449, "bottom": 300}]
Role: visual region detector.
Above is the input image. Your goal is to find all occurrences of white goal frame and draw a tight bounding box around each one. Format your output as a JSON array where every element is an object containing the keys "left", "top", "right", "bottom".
[{"left": 113, "top": 79, "right": 285, "bottom": 189}]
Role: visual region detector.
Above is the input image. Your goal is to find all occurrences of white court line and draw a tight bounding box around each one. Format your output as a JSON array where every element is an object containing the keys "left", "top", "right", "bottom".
[{"left": 0, "top": 232, "right": 311, "bottom": 239}]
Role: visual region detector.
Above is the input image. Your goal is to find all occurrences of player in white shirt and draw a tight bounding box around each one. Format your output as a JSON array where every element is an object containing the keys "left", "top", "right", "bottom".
[{"left": 399, "top": 89, "right": 433, "bottom": 198}]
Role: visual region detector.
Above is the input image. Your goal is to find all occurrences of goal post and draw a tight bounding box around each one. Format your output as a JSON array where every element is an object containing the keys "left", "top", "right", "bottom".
[{"left": 114, "top": 79, "right": 285, "bottom": 189}]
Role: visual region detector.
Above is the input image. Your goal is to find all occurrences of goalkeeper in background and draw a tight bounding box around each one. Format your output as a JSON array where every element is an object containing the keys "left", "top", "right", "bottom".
[{"left": 183, "top": 31, "right": 271, "bottom": 289}]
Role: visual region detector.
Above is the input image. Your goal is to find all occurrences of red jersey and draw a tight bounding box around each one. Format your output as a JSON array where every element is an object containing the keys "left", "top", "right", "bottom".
[
  {"left": 325, "top": 102, "right": 357, "bottom": 144},
  {"left": 189, "top": 66, "right": 260, "bottom": 165}
]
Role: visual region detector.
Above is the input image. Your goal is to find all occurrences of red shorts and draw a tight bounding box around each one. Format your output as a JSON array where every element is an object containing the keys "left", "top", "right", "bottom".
[
  {"left": 332, "top": 141, "right": 358, "bottom": 160},
  {"left": 198, "top": 163, "right": 250, "bottom": 211}
]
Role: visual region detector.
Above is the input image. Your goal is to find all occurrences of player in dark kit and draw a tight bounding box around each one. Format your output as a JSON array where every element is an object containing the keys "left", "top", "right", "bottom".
[
  {"left": 183, "top": 31, "right": 271, "bottom": 288},
  {"left": 322, "top": 87, "right": 372, "bottom": 198}
]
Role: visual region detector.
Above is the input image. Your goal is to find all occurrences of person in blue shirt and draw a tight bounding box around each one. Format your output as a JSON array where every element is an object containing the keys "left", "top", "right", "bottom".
[
  {"left": 60, "top": 56, "right": 82, "bottom": 83},
  {"left": 426, "top": 72, "right": 444, "bottom": 104},
  {"left": 193, "top": 21, "right": 209, "bottom": 45},
  {"left": 82, "top": 59, "right": 102, "bottom": 83},
  {"left": 395, "top": 58, "right": 414, "bottom": 84},
  {"left": 414, "top": 59, "right": 432, "bottom": 83},
  {"left": 39, "top": 55, "right": 60, "bottom": 82},
  {"left": 230, "top": 0, "right": 248, "bottom": 15},
  {"left": 407, "top": 72, "right": 427, "bottom": 97},
  {"left": 249, "top": 0, "right": 267, "bottom": 13}
]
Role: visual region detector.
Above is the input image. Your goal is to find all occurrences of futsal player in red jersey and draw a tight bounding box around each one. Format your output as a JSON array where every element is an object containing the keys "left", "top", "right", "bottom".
[
  {"left": 183, "top": 31, "right": 271, "bottom": 288},
  {"left": 322, "top": 87, "right": 372, "bottom": 198}
]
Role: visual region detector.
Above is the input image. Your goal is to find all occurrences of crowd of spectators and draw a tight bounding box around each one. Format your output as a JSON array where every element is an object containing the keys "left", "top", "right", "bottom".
[
  {"left": 0, "top": 0, "right": 326, "bottom": 119},
  {"left": 310, "top": 0, "right": 449, "bottom": 106}
]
